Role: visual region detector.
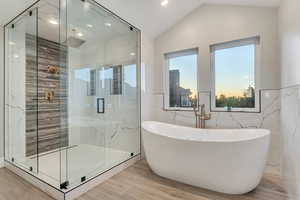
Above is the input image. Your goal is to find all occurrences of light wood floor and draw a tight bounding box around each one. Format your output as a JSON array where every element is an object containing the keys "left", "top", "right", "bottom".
[{"left": 0, "top": 160, "right": 289, "bottom": 200}]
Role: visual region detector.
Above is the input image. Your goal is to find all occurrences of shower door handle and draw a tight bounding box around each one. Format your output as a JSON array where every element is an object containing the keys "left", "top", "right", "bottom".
[{"left": 97, "top": 98, "right": 105, "bottom": 114}]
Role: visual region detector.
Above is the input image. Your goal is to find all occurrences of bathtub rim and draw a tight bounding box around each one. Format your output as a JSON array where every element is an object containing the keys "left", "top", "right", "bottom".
[{"left": 142, "top": 121, "right": 270, "bottom": 143}]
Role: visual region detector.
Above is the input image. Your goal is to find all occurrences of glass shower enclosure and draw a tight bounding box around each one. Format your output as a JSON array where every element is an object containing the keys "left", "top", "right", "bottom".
[{"left": 4, "top": 0, "right": 140, "bottom": 190}]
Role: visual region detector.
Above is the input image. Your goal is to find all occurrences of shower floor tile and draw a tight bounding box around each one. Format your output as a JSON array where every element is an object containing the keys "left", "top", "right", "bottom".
[{"left": 22, "top": 144, "right": 130, "bottom": 189}]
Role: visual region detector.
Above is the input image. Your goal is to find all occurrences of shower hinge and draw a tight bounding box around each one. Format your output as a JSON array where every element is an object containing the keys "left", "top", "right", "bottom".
[
  {"left": 11, "top": 158, "right": 15, "bottom": 162},
  {"left": 130, "top": 153, "right": 134, "bottom": 157},
  {"left": 11, "top": 24, "right": 14, "bottom": 29},
  {"left": 130, "top": 26, "right": 133, "bottom": 31},
  {"left": 29, "top": 167, "right": 33, "bottom": 172},
  {"left": 29, "top": 11, "right": 32, "bottom": 16},
  {"left": 81, "top": 176, "right": 86, "bottom": 182},
  {"left": 60, "top": 181, "right": 69, "bottom": 190}
]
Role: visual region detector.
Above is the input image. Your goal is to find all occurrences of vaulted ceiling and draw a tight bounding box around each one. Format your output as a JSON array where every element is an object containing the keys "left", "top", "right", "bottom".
[{"left": 0, "top": 0, "right": 281, "bottom": 38}]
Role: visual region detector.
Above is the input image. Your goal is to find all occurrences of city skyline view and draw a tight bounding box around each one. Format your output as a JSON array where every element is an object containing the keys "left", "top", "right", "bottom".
[
  {"left": 168, "top": 44, "right": 255, "bottom": 108},
  {"left": 168, "top": 44, "right": 255, "bottom": 99},
  {"left": 169, "top": 53, "right": 198, "bottom": 99}
]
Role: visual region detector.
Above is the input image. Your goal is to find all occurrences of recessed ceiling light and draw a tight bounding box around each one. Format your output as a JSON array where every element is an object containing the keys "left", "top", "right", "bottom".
[
  {"left": 77, "top": 32, "right": 83, "bottom": 37},
  {"left": 86, "top": 24, "right": 93, "bottom": 28},
  {"left": 130, "top": 52, "right": 136, "bottom": 56},
  {"left": 161, "top": 0, "right": 168, "bottom": 6},
  {"left": 104, "top": 22, "right": 112, "bottom": 27},
  {"left": 83, "top": 2, "right": 90, "bottom": 10},
  {"left": 49, "top": 19, "right": 58, "bottom": 25},
  {"left": 9, "top": 41, "right": 16, "bottom": 45}
]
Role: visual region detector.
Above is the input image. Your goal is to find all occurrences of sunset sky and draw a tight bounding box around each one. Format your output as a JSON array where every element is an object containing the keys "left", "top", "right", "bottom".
[{"left": 215, "top": 44, "right": 255, "bottom": 97}]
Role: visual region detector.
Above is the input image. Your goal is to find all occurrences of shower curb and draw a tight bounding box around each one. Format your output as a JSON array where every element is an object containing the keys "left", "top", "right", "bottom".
[{"left": 5, "top": 161, "right": 65, "bottom": 199}]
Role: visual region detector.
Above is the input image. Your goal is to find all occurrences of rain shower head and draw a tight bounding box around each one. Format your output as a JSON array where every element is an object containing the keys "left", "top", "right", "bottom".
[{"left": 64, "top": 36, "right": 86, "bottom": 48}]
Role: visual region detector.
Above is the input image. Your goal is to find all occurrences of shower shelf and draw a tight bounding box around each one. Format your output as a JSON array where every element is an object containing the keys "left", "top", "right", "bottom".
[{"left": 45, "top": 91, "right": 55, "bottom": 102}]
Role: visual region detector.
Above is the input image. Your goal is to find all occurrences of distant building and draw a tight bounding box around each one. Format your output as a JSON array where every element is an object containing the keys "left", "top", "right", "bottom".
[
  {"left": 169, "top": 70, "right": 180, "bottom": 107},
  {"left": 169, "top": 70, "right": 192, "bottom": 107}
]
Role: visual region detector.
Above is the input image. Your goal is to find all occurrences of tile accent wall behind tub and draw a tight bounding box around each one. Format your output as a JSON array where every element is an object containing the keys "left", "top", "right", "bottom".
[{"left": 151, "top": 89, "right": 281, "bottom": 174}]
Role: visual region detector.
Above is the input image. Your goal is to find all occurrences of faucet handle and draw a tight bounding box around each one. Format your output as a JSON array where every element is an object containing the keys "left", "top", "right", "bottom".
[{"left": 205, "top": 113, "right": 211, "bottom": 120}]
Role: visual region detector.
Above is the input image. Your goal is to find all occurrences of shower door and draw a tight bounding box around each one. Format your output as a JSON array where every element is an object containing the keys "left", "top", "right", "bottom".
[
  {"left": 61, "top": 0, "right": 141, "bottom": 189},
  {"left": 4, "top": 8, "right": 39, "bottom": 173}
]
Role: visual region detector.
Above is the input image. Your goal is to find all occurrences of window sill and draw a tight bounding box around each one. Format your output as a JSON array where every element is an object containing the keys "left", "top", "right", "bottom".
[
  {"left": 163, "top": 107, "right": 196, "bottom": 112},
  {"left": 211, "top": 108, "right": 260, "bottom": 113}
]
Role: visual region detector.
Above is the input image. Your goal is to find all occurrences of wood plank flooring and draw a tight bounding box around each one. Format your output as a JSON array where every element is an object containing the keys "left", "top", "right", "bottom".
[{"left": 0, "top": 160, "right": 289, "bottom": 200}]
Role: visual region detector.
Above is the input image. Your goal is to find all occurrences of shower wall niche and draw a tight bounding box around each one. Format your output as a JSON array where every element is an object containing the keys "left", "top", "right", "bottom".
[{"left": 4, "top": 0, "right": 141, "bottom": 198}]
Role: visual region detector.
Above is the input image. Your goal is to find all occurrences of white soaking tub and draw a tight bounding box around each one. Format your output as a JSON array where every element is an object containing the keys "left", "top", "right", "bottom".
[{"left": 142, "top": 121, "right": 270, "bottom": 195}]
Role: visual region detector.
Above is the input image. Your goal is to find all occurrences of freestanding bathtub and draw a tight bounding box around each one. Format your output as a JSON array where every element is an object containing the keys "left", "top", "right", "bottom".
[{"left": 142, "top": 121, "right": 270, "bottom": 195}]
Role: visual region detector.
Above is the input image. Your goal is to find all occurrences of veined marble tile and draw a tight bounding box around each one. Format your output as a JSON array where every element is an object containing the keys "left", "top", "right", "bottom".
[{"left": 281, "top": 86, "right": 300, "bottom": 198}]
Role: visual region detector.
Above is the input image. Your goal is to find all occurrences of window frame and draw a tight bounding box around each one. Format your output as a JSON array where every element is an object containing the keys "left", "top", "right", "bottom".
[
  {"left": 210, "top": 36, "right": 261, "bottom": 113},
  {"left": 163, "top": 48, "right": 199, "bottom": 111}
]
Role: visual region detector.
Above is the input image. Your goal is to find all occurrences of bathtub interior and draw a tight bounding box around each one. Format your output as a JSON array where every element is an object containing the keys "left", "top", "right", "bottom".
[{"left": 142, "top": 121, "right": 270, "bottom": 142}]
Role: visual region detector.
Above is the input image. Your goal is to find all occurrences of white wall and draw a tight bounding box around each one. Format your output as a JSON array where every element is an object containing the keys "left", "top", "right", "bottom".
[
  {"left": 279, "top": 0, "right": 300, "bottom": 88},
  {"left": 279, "top": 0, "right": 300, "bottom": 198},
  {"left": 0, "top": 27, "right": 3, "bottom": 159},
  {"left": 140, "top": 34, "right": 155, "bottom": 157},
  {"left": 141, "top": 34, "right": 155, "bottom": 122}
]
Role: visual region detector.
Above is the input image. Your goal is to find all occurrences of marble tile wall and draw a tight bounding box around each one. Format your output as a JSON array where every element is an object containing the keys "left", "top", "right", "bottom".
[
  {"left": 150, "top": 89, "right": 282, "bottom": 174},
  {"left": 281, "top": 85, "right": 300, "bottom": 198}
]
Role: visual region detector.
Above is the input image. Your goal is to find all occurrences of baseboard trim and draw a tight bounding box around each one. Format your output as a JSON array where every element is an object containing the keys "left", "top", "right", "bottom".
[{"left": 0, "top": 157, "right": 4, "bottom": 168}]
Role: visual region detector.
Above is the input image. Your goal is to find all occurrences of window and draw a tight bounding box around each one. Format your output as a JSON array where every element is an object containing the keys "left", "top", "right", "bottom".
[
  {"left": 211, "top": 36, "right": 260, "bottom": 112},
  {"left": 164, "top": 48, "right": 198, "bottom": 110}
]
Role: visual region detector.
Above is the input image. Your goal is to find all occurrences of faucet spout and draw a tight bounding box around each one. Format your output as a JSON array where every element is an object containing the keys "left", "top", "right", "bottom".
[{"left": 195, "top": 104, "right": 211, "bottom": 129}]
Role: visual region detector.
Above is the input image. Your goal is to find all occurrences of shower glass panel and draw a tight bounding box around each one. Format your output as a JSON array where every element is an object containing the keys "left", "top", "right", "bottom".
[
  {"left": 4, "top": 8, "right": 39, "bottom": 173},
  {"left": 64, "top": 0, "right": 140, "bottom": 187},
  {"left": 36, "top": 0, "right": 67, "bottom": 187}
]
